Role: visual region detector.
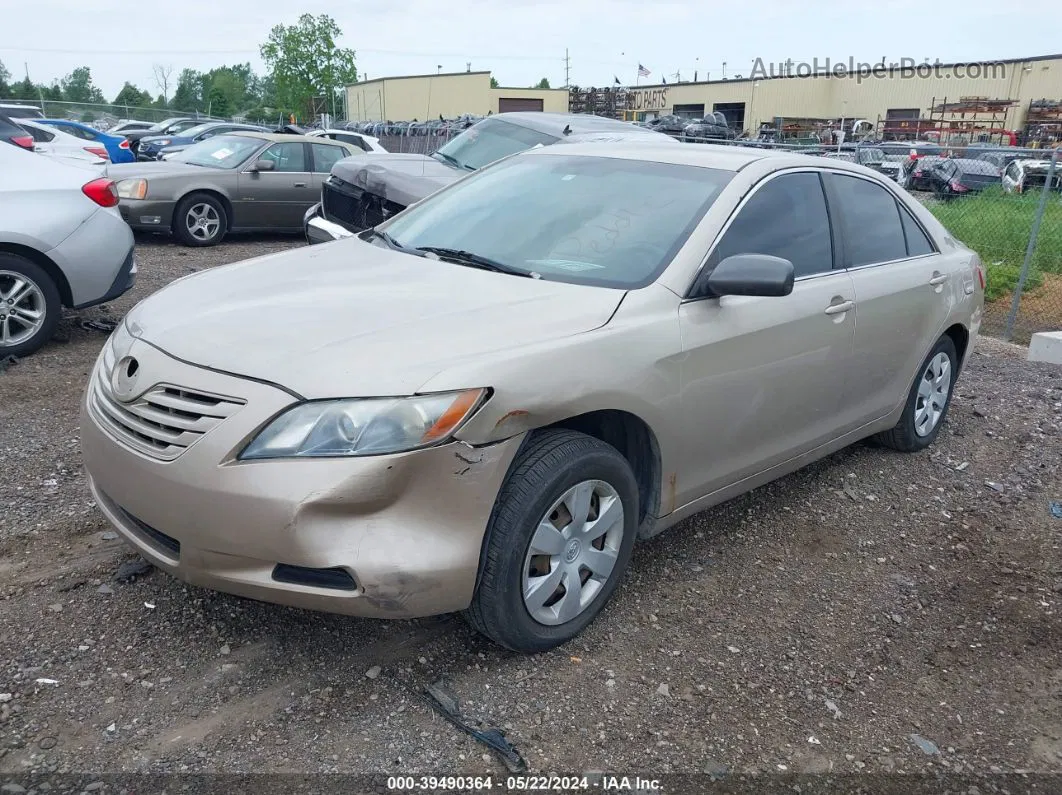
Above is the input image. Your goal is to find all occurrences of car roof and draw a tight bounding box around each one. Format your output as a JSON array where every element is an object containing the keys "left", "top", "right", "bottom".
[
  {"left": 228, "top": 131, "right": 350, "bottom": 144},
  {"left": 521, "top": 140, "right": 813, "bottom": 171},
  {"left": 492, "top": 112, "right": 645, "bottom": 136}
]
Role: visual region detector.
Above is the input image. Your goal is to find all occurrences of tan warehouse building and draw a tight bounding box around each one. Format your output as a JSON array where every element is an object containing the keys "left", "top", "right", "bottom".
[
  {"left": 345, "top": 71, "right": 569, "bottom": 122},
  {"left": 348, "top": 55, "right": 1062, "bottom": 142},
  {"left": 621, "top": 54, "right": 1062, "bottom": 138}
]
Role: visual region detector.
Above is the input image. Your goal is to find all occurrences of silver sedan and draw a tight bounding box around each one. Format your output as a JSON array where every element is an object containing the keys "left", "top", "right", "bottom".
[{"left": 1, "top": 142, "right": 134, "bottom": 358}]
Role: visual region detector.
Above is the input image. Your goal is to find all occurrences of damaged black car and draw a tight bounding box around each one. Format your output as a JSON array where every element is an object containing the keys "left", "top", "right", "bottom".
[{"left": 303, "top": 112, "right": 676, "bottom": 244}]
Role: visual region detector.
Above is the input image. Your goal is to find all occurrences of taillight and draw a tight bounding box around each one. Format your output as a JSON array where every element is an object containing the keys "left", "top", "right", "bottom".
[
  {"left": 82, "top": 178, "right": 119, "bottom": 207},
  {"left": 84, "top": 146, "right": 110, "bottom": 160},
  {"left": 119, "top": 139, "right": 130, "bottom": 149},
  {"left": 976, "top": 266, "right": 985, "bottom": 291},
  {"left": 950, "top": 181, "right": 969, "bottom": 193},
  {"left": 11, "top": 135, "right": 34, "bottom": 150}
]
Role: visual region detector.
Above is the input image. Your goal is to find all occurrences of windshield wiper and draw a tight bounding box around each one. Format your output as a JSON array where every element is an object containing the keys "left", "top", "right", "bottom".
[
  {"left": 432, "top": 150, "right": 474, "bottom": 171},
  {"left": 415, "top": 246, "right": 535, "bottom": 277},
  {"left": 364, "top": 227, "right": 418, "bottom": 252}
]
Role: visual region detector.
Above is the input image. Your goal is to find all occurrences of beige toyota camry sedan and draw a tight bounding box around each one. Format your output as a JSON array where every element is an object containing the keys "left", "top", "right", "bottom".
[{"left": 80, "top": 141, "right": 984, "bottom": 652}]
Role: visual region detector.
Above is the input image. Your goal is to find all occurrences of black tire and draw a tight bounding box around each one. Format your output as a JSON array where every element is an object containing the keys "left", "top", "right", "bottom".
[
  {"left": 173, "top": 193, "right": 228, "bottom": 247},
  {"left": 464, "top": 429, "right": 640, "bottom": 653},
  {"left": 875, "top": 335, "right": 958, "bottom": 452},
  {"left": 0, "top": 253, "right": 61, "bottom": 359}
]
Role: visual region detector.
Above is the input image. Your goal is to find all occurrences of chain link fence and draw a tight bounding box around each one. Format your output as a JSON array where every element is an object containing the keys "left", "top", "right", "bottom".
[
  {"left": 341, "top": 120, "right": 472, "bottom": 155},
  {"left": 678, "top": 136, "right": 1062, "bottom": 343}
]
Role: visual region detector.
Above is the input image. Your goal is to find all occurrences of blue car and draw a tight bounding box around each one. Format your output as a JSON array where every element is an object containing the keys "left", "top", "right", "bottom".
[
  {"left": 37, "top": 119, "right": 135, "bottom": 163},
  {"left": 137, "top": 121, "right": 269, "bottom": 161}
]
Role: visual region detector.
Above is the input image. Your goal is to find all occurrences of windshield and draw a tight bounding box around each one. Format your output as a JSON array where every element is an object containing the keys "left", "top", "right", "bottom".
[
  {"left": 179, "top": 135, "right": 262, "bottom": 168},
  {"left": 433, "top": 118, "right": 558, "bottom": 171},
  {"left": 178, "top": 122, "right": 221, "bottom": 139},
  {"left": 382, "top": 153, "right": 733, "bottom": 289},
  {"left": 858, "top": 148, "right": 885, "bottom": 163}
]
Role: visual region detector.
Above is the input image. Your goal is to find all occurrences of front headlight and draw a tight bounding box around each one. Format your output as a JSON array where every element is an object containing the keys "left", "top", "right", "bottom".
[
  {"left": 116, "top": 178, "right": 147, "bottom": 199},
  {"left": 239, "top": 389, "right": 487, "bottom": 460},
  {"left": 155, "top": 138, "right": 171, "bottom": 146}
]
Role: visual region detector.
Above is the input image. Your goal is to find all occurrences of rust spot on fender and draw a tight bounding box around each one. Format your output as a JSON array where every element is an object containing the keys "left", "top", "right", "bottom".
[{"left": 493, "top": 409, "right": 530, "bottom": 430}]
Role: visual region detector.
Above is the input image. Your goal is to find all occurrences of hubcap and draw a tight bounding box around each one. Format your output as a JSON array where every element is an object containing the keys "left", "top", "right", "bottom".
[
  {"left": 0, "top": 270, "right": 46, "bottom": 348},
  {"left": 186, "top": 203, "right": 220, "bottom": 241},
  {"left": 521, "top": 480, "right": 625, "bottom": 626},
  {"left": 914, "top": 351, "right": 952, "bottom": 437}
]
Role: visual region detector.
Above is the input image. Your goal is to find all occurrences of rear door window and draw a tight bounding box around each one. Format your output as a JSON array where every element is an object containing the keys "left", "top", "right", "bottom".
[{"left": 830, "top": 174, "right": 908, "bottom": 266}]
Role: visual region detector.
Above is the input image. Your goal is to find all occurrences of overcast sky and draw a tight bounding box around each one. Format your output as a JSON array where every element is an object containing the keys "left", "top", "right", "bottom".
[{"left": 3, "top": 0, "right": 1061, "bottom": 100}]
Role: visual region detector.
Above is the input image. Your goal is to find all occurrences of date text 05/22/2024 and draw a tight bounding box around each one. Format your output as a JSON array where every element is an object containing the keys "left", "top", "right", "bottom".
[{"left": 386, "top": 775, "right": 663, "bottom": 791}]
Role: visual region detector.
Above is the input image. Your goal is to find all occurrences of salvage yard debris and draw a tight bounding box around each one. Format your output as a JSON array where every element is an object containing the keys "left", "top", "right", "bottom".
[{"left": 422, "top": 680, "right": 528, "bottom": 773}]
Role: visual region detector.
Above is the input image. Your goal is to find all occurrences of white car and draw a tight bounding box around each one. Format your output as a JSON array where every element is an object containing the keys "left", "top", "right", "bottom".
[
  {"left": 15, "top": 118, "right": 109, "bottom": 166},
  {"left": 1001, "top": 157, "right": 1062, "bottom": 194},
  {"left": 0, "top": 143, "right": 135, "bottom": 357},
  {"left": 308, "top": 128, "right": 387, "bottom": 153},
  {"left": 107, "top": 120, "right": 156, "bottom": 135},
  {"left": 0, "top": 102, "right": 43, "bottom": 119}
]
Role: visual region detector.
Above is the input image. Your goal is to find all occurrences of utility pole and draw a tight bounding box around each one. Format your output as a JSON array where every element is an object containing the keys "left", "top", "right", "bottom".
[{"left": 564, "top": 49, "right": 571, "bottom": 89}]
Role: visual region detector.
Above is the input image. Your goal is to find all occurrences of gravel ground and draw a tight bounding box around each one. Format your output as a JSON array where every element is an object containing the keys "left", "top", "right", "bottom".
[{"left": 1, "top": 234, "right": 1061, "bottom": 787}]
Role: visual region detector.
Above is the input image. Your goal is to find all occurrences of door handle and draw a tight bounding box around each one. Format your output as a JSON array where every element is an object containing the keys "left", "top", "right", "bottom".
[
  {"left": 824, "top": 300, "right": 854, "bottom": 315},
  {"left": 929, "top": 273, "right": 947, "bottom": 286},
  {"left": 294, "top": 182, "right": 307, "bottom": 188}
]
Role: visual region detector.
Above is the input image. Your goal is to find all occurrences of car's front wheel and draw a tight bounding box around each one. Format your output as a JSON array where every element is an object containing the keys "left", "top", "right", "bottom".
[
  {"left": 0, "top": 253, "right": 61, "bottom": 359},
  {"left": 875, "top": 335, "right": 958, "bottom": 452},
  {"left": 174, "top": 193, "right": 228, "bottom": 247},
  {"left": 464, "top": 429, "right": 639, "bottom": 653}
]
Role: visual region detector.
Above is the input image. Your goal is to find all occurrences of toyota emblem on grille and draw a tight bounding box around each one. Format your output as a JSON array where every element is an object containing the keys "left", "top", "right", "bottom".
[{"left": 111, "top": 356, "right": 140, "bottom": 401}]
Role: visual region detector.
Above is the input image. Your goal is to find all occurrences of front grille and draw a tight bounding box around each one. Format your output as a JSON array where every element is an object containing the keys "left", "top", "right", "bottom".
[
  {"left": 89, "top": 344, "right": 245, "bottom": 461},
  {"left": 321, "top": 176, "right": 362, "bottom": 230}
]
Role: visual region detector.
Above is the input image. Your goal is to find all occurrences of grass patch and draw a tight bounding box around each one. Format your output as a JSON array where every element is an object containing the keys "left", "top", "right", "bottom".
[{"left": 925, "top": 185, "right": 1062, "bottom": 301}]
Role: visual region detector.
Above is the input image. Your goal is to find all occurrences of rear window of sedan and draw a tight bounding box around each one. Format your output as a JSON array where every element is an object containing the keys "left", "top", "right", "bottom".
[{"left": 382, "top": 153, "right": 734, "bottom": 289}]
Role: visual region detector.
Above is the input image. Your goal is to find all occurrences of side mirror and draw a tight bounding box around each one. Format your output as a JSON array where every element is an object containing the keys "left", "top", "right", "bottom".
[
  {"left": 697, "top": 254, "right": 795, "bottom": 298},
  {"left": 251, "top": 159, "right": 276, "bottom": 172}
]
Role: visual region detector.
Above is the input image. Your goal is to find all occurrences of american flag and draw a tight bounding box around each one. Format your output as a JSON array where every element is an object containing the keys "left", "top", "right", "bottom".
[{"left": 638, "top": 64, "right": 650, "bottom": 77}]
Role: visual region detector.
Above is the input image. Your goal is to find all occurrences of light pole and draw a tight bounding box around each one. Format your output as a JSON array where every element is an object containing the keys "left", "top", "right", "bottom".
[
  {"left": 838, "top": 100, "right": 848, "bottom": 151},
  {"left": 749, "top": 81, "right": 759, "bottom": 135}
]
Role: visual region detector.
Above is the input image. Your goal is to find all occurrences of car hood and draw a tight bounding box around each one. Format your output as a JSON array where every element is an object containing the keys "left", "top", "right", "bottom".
[
  {"left": 331, "top": 153, "right": 462, "bottom": 206},
  {"left": 140, "top": 134, "right": 190, "bottom": 146},
  {"left": 105, "top": 161, "right": 220, "bottom": 179},
  {"left": 124, "top": 238, "right": 625, "bottom": 398}
]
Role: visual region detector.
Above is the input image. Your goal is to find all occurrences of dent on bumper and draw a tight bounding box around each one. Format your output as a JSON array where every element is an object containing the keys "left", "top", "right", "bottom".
[{"left": 80, "top": 359, "right": 523, "bottom": 618}]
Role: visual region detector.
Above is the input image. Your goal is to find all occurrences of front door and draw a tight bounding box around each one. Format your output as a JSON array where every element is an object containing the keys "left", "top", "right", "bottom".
[
  {"left": 677, "top": 170, "right": 857, "bottom": 505},
  {"left": 824, "top": 172, "right": 954, "bottom": 425},
  {"left": 237, "top": 142, "right": 314, "bottom": 230}
]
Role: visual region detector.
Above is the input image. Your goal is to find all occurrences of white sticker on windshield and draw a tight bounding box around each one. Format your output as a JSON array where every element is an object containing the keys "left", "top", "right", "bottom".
[
  {"left": 211, "top": 148, "right": 233, "bottom": 160},
  {"left": 562, "top": 174, "right": 575, "bottom": 181}
]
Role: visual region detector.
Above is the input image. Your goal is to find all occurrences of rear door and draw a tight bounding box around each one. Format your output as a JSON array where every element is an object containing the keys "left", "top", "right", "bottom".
[
  {"left": 676, "top": 169, "right": 858, "bottom": 504},
  {"left": 236, "top": 141, "right": 313, "bottom": 229},
  {"left": 825, "top": 171, "right": 952, "bottom": 425}
]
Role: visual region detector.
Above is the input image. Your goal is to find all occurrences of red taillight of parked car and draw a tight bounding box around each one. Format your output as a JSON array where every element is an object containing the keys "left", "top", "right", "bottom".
[
  {"left": 82, "top": 178, "right": 119, "bottom": 208},
  {"left": 11, "top": 134, "right": 34, "bottom": 150},
  {"left": 976, "top": 266, "right": 986, "bottom": 291},
  {"left": 84, "top": 146, "right": 110, "bottom": 160},
  {"left": 118, "top": 139, "right": 130, "bottom": 149},
  {"left": 950, "top": 181, "right": 969, "bottom": 193}
]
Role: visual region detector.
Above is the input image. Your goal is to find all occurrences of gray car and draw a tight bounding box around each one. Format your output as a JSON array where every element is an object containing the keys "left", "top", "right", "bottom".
[
  {"left": 108, "top": 132, "right": 361, "bottom": 246},
  {"left": 0, "top": 142, "right": 135, "bottom": 357}
]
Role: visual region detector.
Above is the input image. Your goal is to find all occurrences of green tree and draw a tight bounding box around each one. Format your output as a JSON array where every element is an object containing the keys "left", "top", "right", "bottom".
[
  {"left": 113, "top": 82, "right": 147, "bottom": 107},
  {"left": 0, "top": 60, "right": 10, "bottom": 97},
  {"left": 44, "top": 84, "right": 63, "bottom": 102},
  {"left": 172, "top": 69, "right": 203, "bottom": 112},
  {"left": 10, "top": 76, "right": 36, "bottom": 101},
  {"left": 206, "top": 85, "right": 229, "bottom": 117},
  {"left": 533, "top": 78, "right": 550, "bottom": 89},
  {"left": 260, "top": 13, "right": 357, "bottom": 120},
  {"left": 61, "top": 66, "right": 104, "bottom": 104},
  {"left": 490, "top": 76, "right": 499, "bottom": 88}
]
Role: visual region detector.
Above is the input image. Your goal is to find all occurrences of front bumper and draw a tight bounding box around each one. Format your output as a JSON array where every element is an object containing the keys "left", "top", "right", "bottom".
[
  {"left": 304, "top": 203, "right": 353, "bottom": 245},
  {"left": 80, "top": 331, "right": 522, "bottom": 619},
  {"left": 117, "top": 199, "right": 175, "bottom": 232}
]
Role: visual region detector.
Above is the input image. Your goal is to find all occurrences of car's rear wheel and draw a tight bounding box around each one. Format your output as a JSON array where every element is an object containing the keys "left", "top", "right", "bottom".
[
  {"left": 0, "top": 253, "right": 61, "bottom": 359},
  {"left": 464, "top": 429, "right": 639, "bottom": 653},
  {"left": 875, "top": 335, "right": 958, "bottom": 452},
  {"left": 174, "top": 193, "right": 227, "bottom": 247}
]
